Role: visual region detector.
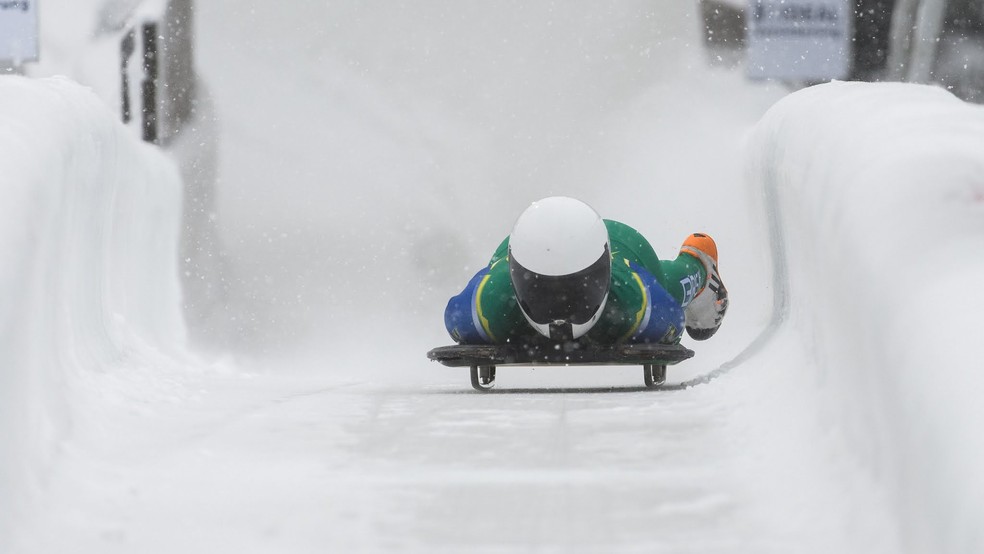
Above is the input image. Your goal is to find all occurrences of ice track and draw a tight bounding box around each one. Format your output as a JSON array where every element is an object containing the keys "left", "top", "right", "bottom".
[{"left": 6, "top": 1, "right": 984, "bottom": 553}]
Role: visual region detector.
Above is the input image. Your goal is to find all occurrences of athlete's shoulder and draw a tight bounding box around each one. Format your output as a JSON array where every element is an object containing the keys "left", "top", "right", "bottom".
[
  {"left": 603, "top": 219, "right": 663, "bottom": 276},
  {"left": 489, "top": 236, "right": 510, "bottom": 265},
  {"left": 603, "top": 219, "right": 639, "bottom": 235},
  {"left": 604, "top": 219, "right": 653, "bottom": 251},
  {"left": 604, "top": 219, "right": 651, "bottom": 244}
]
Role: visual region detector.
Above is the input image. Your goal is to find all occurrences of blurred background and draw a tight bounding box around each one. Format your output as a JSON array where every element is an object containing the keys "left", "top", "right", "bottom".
[{"left": 19, "top": 0, "right": 984, "bottom": 366}]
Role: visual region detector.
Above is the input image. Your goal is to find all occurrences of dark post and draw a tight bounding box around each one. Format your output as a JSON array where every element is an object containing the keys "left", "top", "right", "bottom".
[
  {"left": 120, "top": 29, "right": 135, "bottom": 124},
  {"left": 162, "top": 0, "right": 195, "bottom": 141},
  {"left": 141, "top": 21, "right": 158, "bottom": 143}
]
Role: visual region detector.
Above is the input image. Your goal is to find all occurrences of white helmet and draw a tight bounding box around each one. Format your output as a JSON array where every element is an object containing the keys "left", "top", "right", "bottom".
[{"left": 508, "top": 197, "right": 611, "bottom": 341}]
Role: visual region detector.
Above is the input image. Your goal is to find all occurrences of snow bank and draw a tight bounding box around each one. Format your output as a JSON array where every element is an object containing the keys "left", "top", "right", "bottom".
[
  {"left": 747, "top": 81, "right": 984, "bottom": 553},
  {"left": 0, "top": 76, "right": 185, "bottom": 543}
]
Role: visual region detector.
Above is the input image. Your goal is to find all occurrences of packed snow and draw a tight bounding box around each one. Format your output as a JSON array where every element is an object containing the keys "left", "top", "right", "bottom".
[
  {"left": 0, "top": 75, "right": 188, "bottom": 543},
  {"left": 747, "top": 81, "right": 984, "bottom": 552},
  {"left": 2, "top": 1, "right": 983, "bottom": 553}
]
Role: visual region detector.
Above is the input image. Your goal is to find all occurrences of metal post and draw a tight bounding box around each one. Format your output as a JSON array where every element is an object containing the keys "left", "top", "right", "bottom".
[
  {"left": 887, "top": 0, "right": 921, "bottom": 79},
  {"left": 160, "top": 0, "right": 195, "bottom": 144},
  {"left": 886, "top": 0, "right": 951, "bottom": 82},
  {"left": 908, "top": 0, "right": 948, "bottom": 82}
]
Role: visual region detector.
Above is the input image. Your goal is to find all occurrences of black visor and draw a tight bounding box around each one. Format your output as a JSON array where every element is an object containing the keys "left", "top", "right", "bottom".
[{"left": 509, "top": 245, "right": 611, "bottom": 326}]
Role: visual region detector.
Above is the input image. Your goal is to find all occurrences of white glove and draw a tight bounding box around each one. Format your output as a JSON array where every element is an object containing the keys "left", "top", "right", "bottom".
[{"left": 684, "top": 255, "right": 728, "bottom": 341}]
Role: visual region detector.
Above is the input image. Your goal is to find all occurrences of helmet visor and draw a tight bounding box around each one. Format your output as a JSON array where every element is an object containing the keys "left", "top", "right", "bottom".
[{"left": 509, "top": 245, "right": 611, "bottom": 327}]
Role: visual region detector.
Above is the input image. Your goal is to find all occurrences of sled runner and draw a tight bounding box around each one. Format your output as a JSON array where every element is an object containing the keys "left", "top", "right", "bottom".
[{"left": 427, "top": 342, "right": 694, "bottom": 392}]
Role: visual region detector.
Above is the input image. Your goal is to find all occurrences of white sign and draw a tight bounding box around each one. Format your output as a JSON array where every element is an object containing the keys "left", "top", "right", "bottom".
[
  {"left": 0, "top": 0, "right": 39, "bottom": 64},
  {"left": 746, "top": 0, "right": 851, "bottom": 80}
]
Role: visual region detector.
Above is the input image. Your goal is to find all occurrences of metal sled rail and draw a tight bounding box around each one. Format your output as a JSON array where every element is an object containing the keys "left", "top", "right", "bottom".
[{"left": 427, "top": 343, "right": 694, "bottom": 392}]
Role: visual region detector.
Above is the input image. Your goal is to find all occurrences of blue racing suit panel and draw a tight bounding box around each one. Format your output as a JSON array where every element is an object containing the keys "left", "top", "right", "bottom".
[
  {"left": 444, "top": 267, "right": 492, "bottom": 344},
  {"left": 625, "top": 261, "right": 685, "bottom": 344}
]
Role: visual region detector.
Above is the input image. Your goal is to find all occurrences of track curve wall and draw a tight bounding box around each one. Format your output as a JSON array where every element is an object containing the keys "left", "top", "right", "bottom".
[
  {"left": 0, "top": 76, "right": 185, "bottom": 545},
  {"left": 747, "top": 81, "right": 984, "bottom": 554}
]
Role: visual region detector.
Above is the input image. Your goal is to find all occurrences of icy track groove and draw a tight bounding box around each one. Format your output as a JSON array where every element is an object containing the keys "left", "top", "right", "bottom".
[
  {"left": 0, "top": 75, "right": 885, "bottom": 554},
  {"left": 5, "top": 2, "right": 984, "bottom": 553}
]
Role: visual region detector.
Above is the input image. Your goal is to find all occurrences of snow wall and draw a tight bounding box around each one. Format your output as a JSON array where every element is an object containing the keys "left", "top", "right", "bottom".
[
  {"left": 747, "top": 81, "right": 984, "bottom": 553},
  {"left": 0, "top": 76, "right": 185, "bottom": 543}
]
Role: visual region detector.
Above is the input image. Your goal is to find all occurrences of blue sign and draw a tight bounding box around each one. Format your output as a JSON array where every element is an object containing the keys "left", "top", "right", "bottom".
[
  {"left": 746, "top": 0, "right": 851, "bottom": 80},
  {"left": 0, "top": 0, "right": 39, "bottom": 64}
]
